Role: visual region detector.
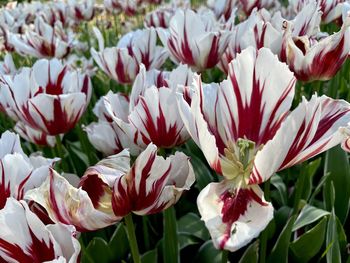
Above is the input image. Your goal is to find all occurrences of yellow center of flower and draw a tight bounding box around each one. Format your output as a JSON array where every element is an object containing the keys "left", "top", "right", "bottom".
[{"left": 221, "top": 138, "right": 257, "bottom": 188}]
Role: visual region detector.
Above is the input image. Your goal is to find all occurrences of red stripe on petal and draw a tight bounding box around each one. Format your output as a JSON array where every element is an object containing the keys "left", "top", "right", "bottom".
[
  {"left": 219, "top": 188, "right": 267, "bottom": 249},
  {"left": 0, "top": 161, "right": 11, "bottom": 209}
]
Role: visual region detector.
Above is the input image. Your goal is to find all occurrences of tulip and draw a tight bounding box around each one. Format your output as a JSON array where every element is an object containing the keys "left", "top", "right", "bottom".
[
  {"left": 0, "top": 58, "right": 92, "bottom": 135},
  {"left": 91, "top": 27, "right": 168, "bottom": 84},
  {"left": 280, "top": 15, "right": 350, "bottom": 82},
  {"left": 14, "top": 121, "right": 57, "bottom": 147},
  {"left": 157, "top": 9, "right": 230, "bottom": 71},
  {"left": 26, "top": 144, "right": 195, "bottom": 230},
  {"left": 177, "top": 47, "right": 350, "bottom": 251},
  {"left": 0, "top": 130, "right": 57, "bottom": 209},
  {"left": 67, "top": 0, "right": 95, "bottom": 22},
  {"left": 86, "top": 64, "right": 193, "bottom": 154},
  {"left": 0, "top": 198, "right": 80, "bottom": 263},
  {"left": 10, "top": 17, "right": 74, "bottom": 59}
]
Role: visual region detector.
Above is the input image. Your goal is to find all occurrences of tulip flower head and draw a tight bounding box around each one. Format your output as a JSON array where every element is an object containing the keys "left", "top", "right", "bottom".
[
  {"left": 177, "top": 47, "right": 350, "bottom": 251},
  {"left": 0, "top": 58, "right": 92, "bottom": 135}
]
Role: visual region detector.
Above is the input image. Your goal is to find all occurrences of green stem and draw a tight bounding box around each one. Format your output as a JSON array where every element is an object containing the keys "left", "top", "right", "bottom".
[
  {"left": 292, "top": 170, "right": 306, "bottom": 215},
  {"left": 55, "top": 135, "right": 69, "bottom": 172},
  {"left": 222, "top": 250, "right": 229, "bottom": 263},
  {"left": 163, "top": 206, "right": 179, "bottom": 263},
  {"left": 142, "top": 217, "right": 150, "bottom": 251},
  {"left": 124, "top": 214, "right": 141, "bottom": 263},
  {"left": 259, "top": 180, "right": 271, "bottom": 263}
]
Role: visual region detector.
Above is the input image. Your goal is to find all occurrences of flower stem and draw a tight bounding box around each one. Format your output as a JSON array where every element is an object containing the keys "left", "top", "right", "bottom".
[
  {"left": 163, "top": 206, "right": 179, "bottom": 263},
  {"left": 222, "top": 250, "right": 229, "bottom": 263},
  {"left": 124, "top": 214, "right": 141, "bottom": 263},
  {"left": 259, "top": 179, "right": 271, "bottom": 263},
  {"left": 55, "top": 135, "right": 69, "bottom": 172}
]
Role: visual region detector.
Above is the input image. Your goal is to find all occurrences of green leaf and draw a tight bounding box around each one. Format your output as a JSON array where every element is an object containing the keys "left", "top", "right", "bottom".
[
  {"left": 336, "top": 217, "right": 348, "bottom": 254},
  {"left": 141, "top": 249, "right": 158, "bottom": 263},
  {"left": 239, "top": 241, "right": 259, "bottom": 263},
  {"left": 293, "top": 205, "right": 330, "bottom": 231},
  {"left": 178, "top": 233, "right": 201, "bottom": 250},
  {"left": 325, "top": 210, "right": 341, "bottom": 263},
  {"left": 300, "top": 159, "right": 321, "bottom": 201},
  {"left": 270, "top": 174, "right": 288, "bottom": 206},
  {"left": 85, "top": 237, "right": 112, "bottom": 263},
  {"left": 194, "top": 241, "right": 222, "bottom": 263},
  {"left": 189, "top": 154, "right": 216, "bottom": 191},
  {"left": 290, "top": 217, "right": 327, "bottom": 263},
  {"left": 324, "top": 146, "right": 350, "bottom": 223},
  {"left": 177, "top": 212, "right": 210, "bottom": 240},
  {"left": 163, "top": 207, "right": 179, "bottom": 263},
  {"left": 268, "top": 215, "right": 296, "bottom": 263},
  {"left": 108, "top": 224, "right": 130, "bottom": 262}
]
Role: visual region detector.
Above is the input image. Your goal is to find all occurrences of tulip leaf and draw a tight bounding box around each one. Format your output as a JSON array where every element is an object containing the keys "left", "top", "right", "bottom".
[
  {"left": 324, "top": 146, "right": 350, "bottom": 223},
  {"left": 238, "top": 241, "right": 259, "bottom": 263},
  {"left": 300, "top": 158, "right": 321, "bottom": 201},
  {"left": 293, "top": 205, "right": 330, "bottom": 231},
  {"left": 188, "top": 154, "right": 216, "bottom": 191},
  {"left": 85, "top": 237, "right": 112, "bottom": 263},
  {"left": 194, "top": 240, "right": 222, "bottom": 263},
  {"left": 270, "top": 174, "right": 288, "bottom": 206},
  {"left": 141, "top": 249, "right": 158, "bottom": 263},
  {"left": 268, "top": 215, "right": 296, "bottom": 263},
  {"left": 290, "top": 217, "right": 327, "bottom": 263},
  {"left": 178, "top": 233, "right": 201, "bottom": 250},
  {"left": 325, "top": 210, "right": 341, "bottom": 263},
  {"left": 109, "top": 224, "right": 130, "bottom": 262},
  {"left": 177, "top": 212, "right": 210, "bottom": 240}
]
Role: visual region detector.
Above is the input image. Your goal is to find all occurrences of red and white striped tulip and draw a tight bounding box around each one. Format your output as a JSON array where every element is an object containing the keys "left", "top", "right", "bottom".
[
  {"left": 144, "top": 7, "right": 174, "bottom": 28},
  {"left": 10, "top": 17, "right": 74, "bottom": 59},
  {"left": 280, "top": 15, "right": 350, "bottom": 82},
  {"left": 0, "top": 198, "right": 80, "bottom": 263},
  {"left": 207, "top": 0, "right": 236, "bottom": 21},
  {"left": 289, "top": 0, "right": 345, "bottom": 23},
  {"left": 157, "top": 9, "right": 230, "bottom": 71},
  {"left": 67, "top": 0, "right": 95, "bottom": 22},
  {"left": 219, "top": 9, "right": 282, "bottom": 73},
  {"left": 239, "top": 0, "right": 278, "bottom": 16},
  {"left": 112, "top": 144, "right": 195, "bottom": 217},
  {"left": 14, "top": 121, "right": 57, "bottom": 147},
  {"left": 25, "top": 164, "right": 121, "bottom": 232},
  {"left": 26, "top": 145, "right": 194, "bottom": 229},
  {"left": 91, "top": 27, "right": 168, "bottom": 84},
  {"left": 0, "top": 54, "right": 16, "bottom": 75},
  {"left": 0, "top": 131, "right": 58, "bottom": 209},
  {"left": 100, "top": 65, "right": 192, "bottom": 149},
  {"left": 177, "top": 47, "right": 350, "bottom": 251},
  {"left": 104, "top": 0, "right": 138, "bottom": 15},
  {"left": 85, "top": 92, "right": 142, "bottom": 156},
  {"left": 0, "top": 58, "right": 92, "bottom": 135}
]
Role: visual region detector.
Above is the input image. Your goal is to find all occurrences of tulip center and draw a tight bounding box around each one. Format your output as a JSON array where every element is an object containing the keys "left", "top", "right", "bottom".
[{"left": 221, "top": 138, "right": 256, "bottom": 188}]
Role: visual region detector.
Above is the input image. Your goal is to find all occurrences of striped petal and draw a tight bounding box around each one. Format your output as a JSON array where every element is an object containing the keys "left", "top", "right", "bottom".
[
  {"left": 129, "top": 86, "right": 190, "bottom": 148},
  {"left": 112, "top": 144, "right": 195, "bottom": 217},
  {"left": 198, "top": 181, "right": 273, "bottom": 252},
  {"left": 25, "top": 159, "right": 125, "bottom": 231},
  {"left": 0, "top": 198, "right": 80, "bottom": 263},
  {"left": 251, "top": 95, "right": 350, "bottom": 184}
]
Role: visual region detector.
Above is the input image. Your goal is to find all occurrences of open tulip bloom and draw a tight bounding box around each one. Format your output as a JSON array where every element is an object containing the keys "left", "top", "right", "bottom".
[
  {"left": 0, "top": 58, "right": 92, "bottom": 136},
  {"left": 280, "top": 14, "right": 350, "bottom": 82},
  {"left": 177, "top": 47, "right": 350, "bottom": 251},
  {"left": 86, "top": 64, "right": 193, "bottom": 153},
  {"left": 0, "top": 198, "right": 81, "bottom": 263},
  {"left": 26, "top": 143, "right": 195, "bottom": 231},
  {"left": 157, "top": 9, "right": 230, "bottom": 71},
  {"left": 0, "top": 131, "right": 58, "bottom": 209},
  {"left": 91, "top": 27, "right": 168, "bottom": 84}
]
